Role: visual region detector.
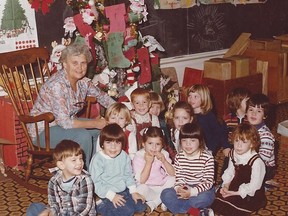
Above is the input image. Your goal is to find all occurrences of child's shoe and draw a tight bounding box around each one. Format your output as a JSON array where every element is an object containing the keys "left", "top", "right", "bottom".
[
  {"left": 146, "top": 201, "right": 158, "bottom": 214},
  {"left": 188, "top": 207, "right": 200, "bottom": 215},
  {"left": 160, "top": 203, "right": 167, "bottom": 211},
  {"left": 199, "top": 208, "right": 214, "bottom": 216}
]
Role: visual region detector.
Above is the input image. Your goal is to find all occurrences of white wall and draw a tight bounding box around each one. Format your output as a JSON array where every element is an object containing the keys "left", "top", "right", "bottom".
[{"left": 160, "top": 49, "right": 228, "bottom": 86}]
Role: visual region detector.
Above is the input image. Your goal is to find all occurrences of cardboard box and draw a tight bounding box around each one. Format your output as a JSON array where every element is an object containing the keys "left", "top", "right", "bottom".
[
  {"left": 224, "top": 55, "right": 250, "bottom": 78},
  {"left": 279, "top": 135, "right": 288, "bottom": 151},
  {"left": 249, "top": 39, "right": 281, "bottom": 50},
  {"left": 243, "top": 48, "right": 288, "bottom": 104},
  {"left": 277, "top": 120, "right": 288, "bottom": 151},
  {"left": 203, "top": 73, "right": 263, "bottom": 118},
  {"left": 204, "top": 56, "right": 250, "bottom": 80},
  {"left": 204, "top": 58, "right": 234, "bottom": 80}
]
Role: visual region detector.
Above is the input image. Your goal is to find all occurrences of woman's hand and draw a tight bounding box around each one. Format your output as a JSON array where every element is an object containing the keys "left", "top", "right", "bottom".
[
  {"left": 176, "top": 185, "right": 190, "bottom": 199},
  {"left": 112, "top": 194, "right": 126, "bottom": 208},
  {"left": 94, "top": 116, "right": 107, "bottom": 129}
]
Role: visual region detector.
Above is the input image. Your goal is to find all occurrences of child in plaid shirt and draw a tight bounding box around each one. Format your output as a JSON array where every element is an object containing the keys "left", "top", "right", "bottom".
[{"left": 26, "top": 140, "right": 96, "bottom": 216}]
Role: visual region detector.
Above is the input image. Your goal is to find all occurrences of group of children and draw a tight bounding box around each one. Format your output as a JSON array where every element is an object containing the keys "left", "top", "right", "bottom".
[{"left": 26, "top": 84, "right": 276, "bottom": 216}]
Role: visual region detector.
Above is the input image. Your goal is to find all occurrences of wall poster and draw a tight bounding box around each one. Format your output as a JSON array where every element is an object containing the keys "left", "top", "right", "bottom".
[
  {"left": 0, "top": 0, "right": 38, "bottom": 54},
  {"left": 154, "top": 0, "right": 267, "bottom": 9}
]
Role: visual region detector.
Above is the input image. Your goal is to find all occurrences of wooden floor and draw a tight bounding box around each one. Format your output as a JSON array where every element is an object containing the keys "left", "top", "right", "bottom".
[{"left": 0, "top": 102, "right": 288, "bottom": 216}]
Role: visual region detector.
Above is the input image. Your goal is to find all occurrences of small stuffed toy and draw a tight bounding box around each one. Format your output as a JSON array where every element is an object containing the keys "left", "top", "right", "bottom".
[
  {"left": 108, "top": 83, "right": 119, "bottom": 97},
  {"left": 63, "top": 17, "right": 76, "bottom": 38},
  {"left": 48, "top": 41, "right": 66, "bottom": 74},
  {"left": 164, "top": 89, "right": 179, "bottom": 121}
]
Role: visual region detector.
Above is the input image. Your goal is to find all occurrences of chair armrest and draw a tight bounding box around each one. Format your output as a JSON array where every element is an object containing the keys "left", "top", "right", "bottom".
[
  {"left": 86, "top": 96, "right": 97, "bottom": 103},
  {"left": 19, "top": 112, "right": 55, "bottom": 124},
  {"left": 85, "top": 96, "right": 97, "bottom": 118}
]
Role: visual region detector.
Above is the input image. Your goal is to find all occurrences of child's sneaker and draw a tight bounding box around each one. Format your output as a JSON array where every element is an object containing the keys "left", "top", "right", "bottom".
[
  {"left": 199, "top": 208, "right": 214, "bottom": 216},
  {"left": 160, "top": 203, "right": 167, "bottom": 211},
  {"left": 188, "top": 207, "right": 200, "bottom": 215},
  {"left": 146, "top": 201, "right": 158, "bottom": 214}
]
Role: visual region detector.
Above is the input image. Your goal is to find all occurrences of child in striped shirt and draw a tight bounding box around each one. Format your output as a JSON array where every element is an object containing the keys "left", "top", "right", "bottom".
[
  {"left": 161, "top": 122, "right": 215, "bottom": 216},
  {"left": 246, "top": 93, "right": 276, "bottom": 185}
]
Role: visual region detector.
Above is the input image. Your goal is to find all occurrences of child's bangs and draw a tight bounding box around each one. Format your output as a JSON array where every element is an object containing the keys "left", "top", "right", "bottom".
[{"left": 179, "top": 130, "right": 201, "bottom": 140}]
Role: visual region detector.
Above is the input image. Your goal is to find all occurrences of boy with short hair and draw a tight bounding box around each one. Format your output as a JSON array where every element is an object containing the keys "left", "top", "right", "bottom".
[
  {"left": 246, "top": 93, "right": 276, "bottom": 184},
  {"left": 130, "top": 88, "right": 160, "bottom": 149},
  {"left": 26, "top": 140, "right": 96, "bottom": 216}
]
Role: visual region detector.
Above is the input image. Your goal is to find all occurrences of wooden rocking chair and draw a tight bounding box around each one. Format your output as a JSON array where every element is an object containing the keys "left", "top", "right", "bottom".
[{"left": 0, "top": 47, "right": 96, "bottom": 181}]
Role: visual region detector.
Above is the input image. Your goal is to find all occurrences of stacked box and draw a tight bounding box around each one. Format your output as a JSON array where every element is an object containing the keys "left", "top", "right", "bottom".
[
  {"left": 203, "top": 73, "right": 263, "bottom": 118},
  {"left": 204, "top": 56, "right": 250, "bottom": 80},
  {"left": 277, "top": 120, "right": 288, "bottom": 151},
  {"left": 249, "top": 39, "right": 282, "bottom": 50},
  {"left": 204, "top": 58, "right": 234, "bottom": 80},
  {"left": 224, "top": 55, "right": 250, "bottom": 78},
  {"left": 243, "top": 48, "right": 288, "bottom": 104}
]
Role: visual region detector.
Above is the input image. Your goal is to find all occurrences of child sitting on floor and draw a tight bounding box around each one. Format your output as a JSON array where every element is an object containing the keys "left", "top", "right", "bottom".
[
  {"left": 89, "top": 124, "right": 146, "bottom": 216},
  {"left": 130, "top": 88, "right": 160, "bottom": 150},
  {"left": 246, "top": 93, "right": 276, "bottom": 186},
  {"left": 96, "top": 102, "right": 137, "bottom": 159},
  {"left": 26, "top": 140, "right": 96, "bottom": 216},
  {"left": 212, "top": 123, "right": 266, "bottom": 216},
  {"left": 221, "top": 87, "right": 251, "bottom": 173},
  {"left": 132, "top": 126, "right": 175, "bottom": 213},
  {"left": 161, "top": 122, "right": 215, "bottom": 216},
  {"left": 149, "top": 91, "right": 174, "bottom": 150},
  {"left": 187, "top": 84, "right": 224, "bottom": 156},
  {"left": 169, "top": 101, "right": 194, "bottom": 161}
]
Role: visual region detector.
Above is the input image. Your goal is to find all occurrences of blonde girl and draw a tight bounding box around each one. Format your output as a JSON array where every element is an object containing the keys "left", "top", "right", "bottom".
[
  {"left": 96, "top": 102, "right": 137, "bottom": 159},
  {"left": 187, "top": 84, "right": 224, "bottom": 155}
]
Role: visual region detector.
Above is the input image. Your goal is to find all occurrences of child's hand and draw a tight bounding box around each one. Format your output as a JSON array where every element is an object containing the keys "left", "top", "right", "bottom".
[
  {"left": 0, "top": 161, "right": 6, "bottom": 177},
  {"left": 38, "top": 209, "right": 52, "bottom": 216},
  {"left": 220, "top": 187, "right": 229, "bottom": 197},
  {"left": 176, "top": 185, "right": 190, "bottom": 199},
  {"left": 220, "top": 186, "right": 238, "bottom": 198},
  {"left": 131, "top": 192, "right": 145, "bottom": 204},
  {"left": 222, "top": 148, "right": 231, "bottom": 157},
  {"left": 144, "top": 152, "right": 154, "bottom": 164},
  {"left": 154, "top": 152, "right": 165, "bottom": 163},
  {"left": 112, "top": 194, "right": 126, "bottom": 208}
]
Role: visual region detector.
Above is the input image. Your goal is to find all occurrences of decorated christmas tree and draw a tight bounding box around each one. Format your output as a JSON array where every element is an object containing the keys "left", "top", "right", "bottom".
[{"left": 29, "top": 0, "right": 165, "bottom": 101}]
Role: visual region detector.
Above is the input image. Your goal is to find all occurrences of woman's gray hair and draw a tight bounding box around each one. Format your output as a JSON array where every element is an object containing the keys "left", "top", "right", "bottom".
[{"left": 59, "top": 43, "right": 93, "bottom": 63}]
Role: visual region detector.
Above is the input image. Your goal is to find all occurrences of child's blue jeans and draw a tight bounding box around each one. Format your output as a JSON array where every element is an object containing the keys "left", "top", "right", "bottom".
[
  {"left": 26, "top": 202, "right": 47, "bottom": 216},
  {"left": 160, "top": 186, "right": 215, "bottom": 214},
  {"left": 97, "top": 188, "right": 147, "bottom": 216}
]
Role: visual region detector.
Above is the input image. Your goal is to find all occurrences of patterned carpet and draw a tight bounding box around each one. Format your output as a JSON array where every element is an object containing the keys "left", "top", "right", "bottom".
[{"left": 0, "top": 102, "right": 288, "bottom": 216}]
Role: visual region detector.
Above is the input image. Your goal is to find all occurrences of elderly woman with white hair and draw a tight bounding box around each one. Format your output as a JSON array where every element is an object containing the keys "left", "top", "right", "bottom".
[{"left": 28, "top": 43, "right": 115, "bottom": 166}]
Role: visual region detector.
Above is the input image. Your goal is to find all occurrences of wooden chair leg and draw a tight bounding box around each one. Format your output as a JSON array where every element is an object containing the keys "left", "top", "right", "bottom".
[{"left": 25, "top": 154, "right": 33, "bottom": 181}]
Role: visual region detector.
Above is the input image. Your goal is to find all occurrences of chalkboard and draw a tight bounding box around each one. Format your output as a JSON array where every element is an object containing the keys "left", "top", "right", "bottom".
[{"left": 35, "top": 0, "right": 288, "bottom": 57}]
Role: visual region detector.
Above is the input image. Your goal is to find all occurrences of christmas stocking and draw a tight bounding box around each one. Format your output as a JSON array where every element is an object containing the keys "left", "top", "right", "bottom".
[
  {"left": 106, "top": 32, "right": 130, "bottom": 68},
  {"left": 104, "top": 4, "right": 126, "bottom": 34},
  {"left": 73, "top": 14, "right": 96, "bottom": 62},
  {"left": 137, "top": 47, "right": 151, "bottom": 85}
]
